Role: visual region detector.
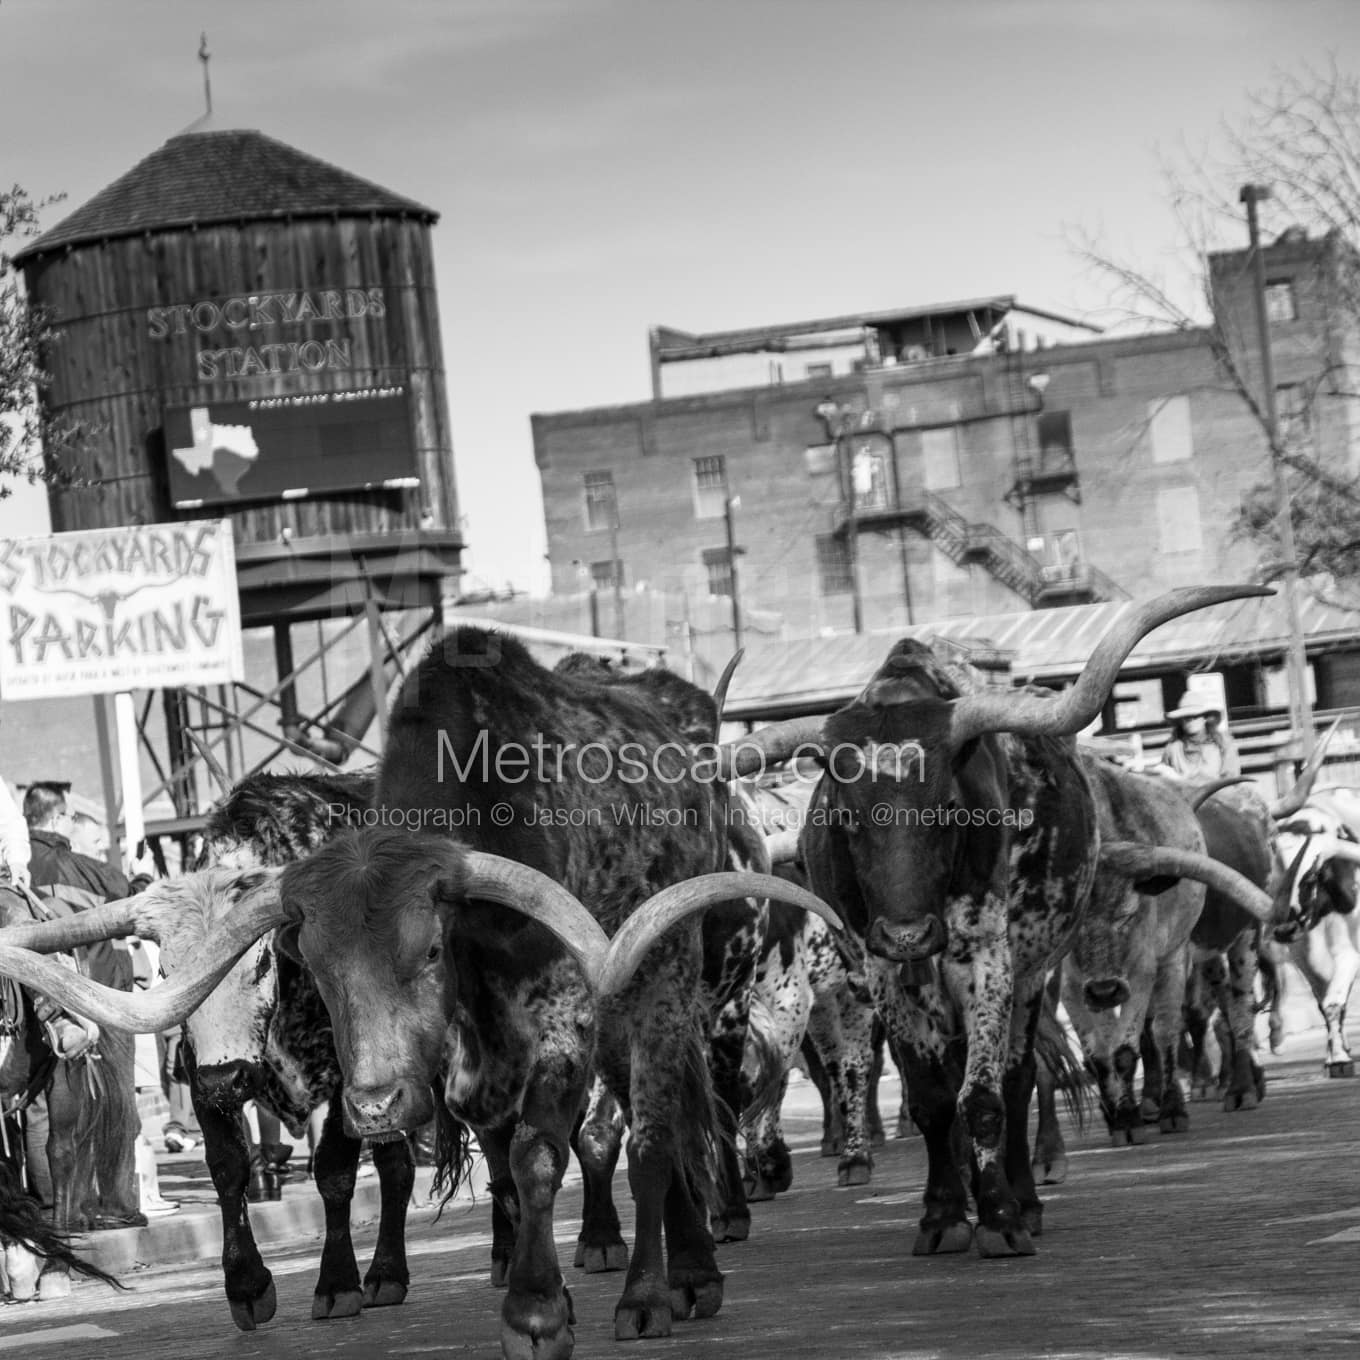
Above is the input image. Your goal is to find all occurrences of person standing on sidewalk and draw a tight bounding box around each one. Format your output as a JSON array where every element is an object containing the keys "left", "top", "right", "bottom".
[{"left": 22, "top": 783, "right": 154, "bottom": 1229}]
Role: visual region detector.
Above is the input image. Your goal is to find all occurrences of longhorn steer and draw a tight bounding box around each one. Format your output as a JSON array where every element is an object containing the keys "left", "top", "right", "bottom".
[
  {"left": 720, "top": 585, "right": 1268, "bottom": 1259},
  {"left": 0, "top": 629, "right": 838, "bottom": 1360},
  {"left": 552, "top": 651, "right": 767, "bottom": 1246},
  {"left": 1269, "top": 787, "right": 1360, "bottom": 1075},
  {"left": 1031, "top": 761, "right": 1280, "bottom": 1173}
]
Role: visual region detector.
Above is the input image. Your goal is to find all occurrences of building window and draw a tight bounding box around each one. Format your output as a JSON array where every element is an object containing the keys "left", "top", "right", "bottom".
[
  {"left": 805, "top": 362, "right": 833, "bottom": 379},
  {"left": 702, "top": 547, "right": 733, "bottom": 597},
  {"left": 1156, "top": 486, "right": 1202, "bottom": 554},
  {"left": 1265, "top": 279, "right": 1298, "bottom": 323},
  {"left": 1148, "top": 395, "right": 1193, "bottom": 464},
  {"left": 804, "top": 443, "right": 837, "bottom": 477},
  {"left": 584, "top": 471, "right": 617, "bottom": 530},
  {"left": 850, "top": 442, "right": 890, "bottom": 509},
  {"left": 693, "top": 455, "right": 728, "bottom": 519},
  {"left": 1037, "top": 411, "right": 1074, "bottom": 467},
  {"left": 816, "top": 534, "right": 853, "bottom": 595},
  {"left": 921, "top": 427, "right": 960, "bottom": 489},
  {"left": 591, "top": 559, "right": 624, "bottom": 591},
  {"left": 1277, "top": 383, "right": 1312, "bottom": 451}
]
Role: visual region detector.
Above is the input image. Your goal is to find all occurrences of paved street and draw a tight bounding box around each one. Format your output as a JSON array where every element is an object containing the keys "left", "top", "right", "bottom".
[{"left": 6, "top": 1020, "right": 1360, "bottom": 1360}]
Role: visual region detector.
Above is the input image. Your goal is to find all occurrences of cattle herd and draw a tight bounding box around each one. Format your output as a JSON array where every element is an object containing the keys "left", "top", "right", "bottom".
[{"left": 3, "top": 581, "right": 1360, "bottom": 1359}]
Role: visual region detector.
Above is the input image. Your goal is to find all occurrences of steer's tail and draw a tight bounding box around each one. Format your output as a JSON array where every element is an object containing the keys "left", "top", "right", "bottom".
[
  {"left": 0, "top": 1160, "right": 124, "bottom": 1290},
  {"left": 1034, "top": 998, "right": 1093, "bottom": 1132},
  {"left": 429, "top": 1101, "right": 475, "bottom": 1219},
  {"left": 677, "top": 997, "right": 724, "bottom": 1217}
]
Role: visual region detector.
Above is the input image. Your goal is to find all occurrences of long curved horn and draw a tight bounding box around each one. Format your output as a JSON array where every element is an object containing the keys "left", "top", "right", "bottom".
[
  {"left": 0, "top": 874, "right": 288, "bottom": 1032},
  {"left": 1304, "top": 835, "right": 1360, "bottom": 870},
  {"left": 0, "top": 894, "right": 149, "bottom": 952},
  {"left": 1190, "top": 777, "right": 1256, "bottom": 811},
  {"left": 462, "top": 852, "right": 610, "bottom": 986},
  {"left": 598, "top": 871, "right": 841, "bottom": 997},
  {"left": 1271, "top": 717, "right": 1342, "bottom": 818},
  {"left": 717, "top": 717, "right": 828, "bottom": 782},
  {"left": 185, "top": 728, "right": 233, "bottom": 798},
  {"left": 710, "top": 649, "right": 744, "bottom": 736},
  {"left": 949, "top": 585, "right": 1272, "bottom": 748},
  {"left": 1098, "top": 841, "right": 1274, "bottom": 923}
]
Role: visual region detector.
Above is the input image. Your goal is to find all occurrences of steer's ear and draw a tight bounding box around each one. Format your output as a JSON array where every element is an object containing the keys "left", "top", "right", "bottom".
[
  {"left": 274, "top": 922, "right": 304, "bottom": 965},
  {"left": 430, "top": 866, "right": 470, "bottom": 908}
]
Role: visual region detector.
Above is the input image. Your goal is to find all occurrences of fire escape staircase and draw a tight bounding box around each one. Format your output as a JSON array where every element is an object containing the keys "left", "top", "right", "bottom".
[{"left": 836, "top": 490, "right": 1128, "bottom": 608}]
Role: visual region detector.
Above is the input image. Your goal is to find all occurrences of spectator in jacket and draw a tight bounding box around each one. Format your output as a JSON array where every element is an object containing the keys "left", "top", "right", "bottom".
[
  {"left": 22, "top": 783, "right": 153, "bottom": 1229},
  {"left": 1159, "top": 693, "right": 1241, "bottom": 781},
  {"left": 0, "top": 774, "right": 30, "bottom": 889}
]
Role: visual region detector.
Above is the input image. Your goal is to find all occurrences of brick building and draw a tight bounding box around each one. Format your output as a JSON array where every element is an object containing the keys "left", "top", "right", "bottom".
[{"left": 530, "top": 227, "right": 1360, "bottom": 723}]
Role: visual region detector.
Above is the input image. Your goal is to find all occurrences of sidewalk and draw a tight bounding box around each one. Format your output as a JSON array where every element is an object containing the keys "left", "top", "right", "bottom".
[{"left": 70, "top": 1099, "right": 480, "bottom": 1278}]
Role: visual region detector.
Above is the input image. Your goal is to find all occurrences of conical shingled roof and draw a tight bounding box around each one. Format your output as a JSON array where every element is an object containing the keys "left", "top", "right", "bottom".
[{"left": 15, "top": 127, "right": 438, "bottom": 262}]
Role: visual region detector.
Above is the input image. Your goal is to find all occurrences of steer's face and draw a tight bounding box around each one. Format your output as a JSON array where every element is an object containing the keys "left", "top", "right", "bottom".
[
  {"left": 281, "top": 830, "right": 452, "bottom": 1137},
  {"left": 822, "top": 688, "right": 1008, "bottom": 963}
]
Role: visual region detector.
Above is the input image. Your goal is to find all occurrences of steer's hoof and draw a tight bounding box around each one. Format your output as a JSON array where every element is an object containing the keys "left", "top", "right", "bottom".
[
  {"left": 975, "top": 1225, "right": 1037, "bottom": 1258},
  {"left": 493, "top": 1252, "right": 512, "bottom": 1287},
  {"left": 837, "top": 1155, "right": 873, "bottom": 1187},
  {"left": 503, "top": 1289, "right": 575, "bottom": 1360},
  {"left": 912, "top": 1220, "right": 973, "bottom": 1255},
  {"left": 896, "top": 1115, "right": 916, "bottom": 1139},
  {"left": 1160, "top": 1111, "right": 1189, "bottom": 1134},
  {"left": 230, "top": 1280, "right": 277, "bottom": 1331},
  {"left": 577, "top": 1242, "right": 628, "bottom": 1273},
  {"left": 1327, "top": 1061, "right": 1356, "bottom": 1078},
  {"left": 37, "top": 1269, "right": 71, "bottom": 1301},
  {"left": 711, "top": 1211, "right": 749, "bottom": 1243},
  {"left": 669, "top": 1279, "right": 723, "bottom": 1321},
  {"left": 1126, "top": 1121, "right": 1148, "bottom": 1146},
  {"left": 1020, "top": 1204, "right": 1043, "bottom": 1237},
  {"left": 362, "top": 1278, "right": 408, "bottom": 1308},
  {"left": 1140, "top": 1096, "right": 1160, "bottom": 1124},
  {"left": 1223, "top": 1088, "right": 1258, "bottom": 1112},
  {"left": 615, "top": 1302, "right": 672, "bottom": 1340},
  {"left": 745, "top": 1174, "right": 776, "bottom": 1203},
  {"left": 312, "top": 1287, "right": 363, "bottom": 1320},
  {"left": 819, "top": 1135, "right": 842, "bottom": 1158},
  {"left": 1032, "top": 1153, "right": 1068, "bottom": 1186}
]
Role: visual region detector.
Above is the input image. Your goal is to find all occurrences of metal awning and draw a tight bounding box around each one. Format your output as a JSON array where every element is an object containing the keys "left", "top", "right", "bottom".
[{"left": 723, "top": 592, "right": 1360, "bottom": 721}]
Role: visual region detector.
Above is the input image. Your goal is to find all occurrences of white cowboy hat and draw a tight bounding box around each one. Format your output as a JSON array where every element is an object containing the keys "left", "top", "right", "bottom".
[{"left": 1166, "top": 692, "right": 1222, "bottom": 722}]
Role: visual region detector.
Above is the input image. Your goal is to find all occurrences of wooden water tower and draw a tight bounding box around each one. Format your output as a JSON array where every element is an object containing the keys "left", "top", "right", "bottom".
[{"left": 15, "top": 123, "right": 465, "bottom": 826}]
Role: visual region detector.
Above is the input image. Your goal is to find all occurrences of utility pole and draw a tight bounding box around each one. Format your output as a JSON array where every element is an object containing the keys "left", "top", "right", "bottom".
[
  {"left": 608, "top": 508, "right": 625, "bottom": 639},
  {"left": 1241, "top": 183, "right": 1315, "bottom": 757},
  {"left": 723, "top": 491, "right": 744, "bottom": 651}
]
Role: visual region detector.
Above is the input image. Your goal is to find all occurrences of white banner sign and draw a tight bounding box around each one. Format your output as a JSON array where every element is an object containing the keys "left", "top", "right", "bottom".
[{"left": 0, "top": 520, "right": 244, "bottom": 699}]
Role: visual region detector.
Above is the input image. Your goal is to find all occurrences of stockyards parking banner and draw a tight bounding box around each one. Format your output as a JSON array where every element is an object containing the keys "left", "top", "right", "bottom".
[{"left": 0, "top": 520, "right": 244, "bottom": 699}]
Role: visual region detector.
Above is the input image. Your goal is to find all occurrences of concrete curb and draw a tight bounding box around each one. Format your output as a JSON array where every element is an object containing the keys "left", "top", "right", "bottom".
[{"left": 73, "top": 1166, "right": 478, "bottom": 1276}]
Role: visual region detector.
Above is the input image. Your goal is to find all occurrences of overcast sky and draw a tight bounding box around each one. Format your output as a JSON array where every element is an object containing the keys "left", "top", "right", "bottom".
[{"left": 3, "top": 0, "right": 1356, "bottom": 593}]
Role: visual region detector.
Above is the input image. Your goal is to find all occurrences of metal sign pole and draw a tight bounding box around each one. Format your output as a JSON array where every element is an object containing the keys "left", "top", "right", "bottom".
[{"left": 115, "top": 690, "right": 145, "bottom": 856}]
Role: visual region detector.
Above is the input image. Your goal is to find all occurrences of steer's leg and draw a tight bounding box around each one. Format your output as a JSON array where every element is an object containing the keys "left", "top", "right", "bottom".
[
  {"left": 1220, "top": 930, "right": 1263, "bottom": 1110},
  {"left": 1148, "top": 948, "right": 1190, "bottom": 1132},
  {"left": 1030, "top": 1054, "right": 1068, "bottom": 1185},
  {"left": 1315, "top": 916, "right": 1359, "bottom": 1072},
  {"left": 944, "top": 914, "right": 1036, "bottom": 1259},
  {"left": 805, "top": 984, "right": 875, "bottom": 1187},
  {"left": 188, "top": 1065, "right": 275, "bottom": 1330},
  {"left": 1001, "top": 981, "right": 1044, "bottom": 1237},
  {"left": 613, "top": 962, "right": 721, "bottom": 1341},
  {"left": 872, "top": 966, "right": 972, "bottom": 1255},
  {"left": 706, "top": 987, "right": 752, "bottom": 1243},
  {"left": 500, "top": 1098, "right": 577, "bottom": 1360},
  {"left": 309, "top": 1088, "right": 364, "bottom": 1320},
  {"left": 361, "top": 1124, "right": 416, "bottom": 1308},
  {"left": 572, "top": 1079, "right": 627, "bottom": 1273}
]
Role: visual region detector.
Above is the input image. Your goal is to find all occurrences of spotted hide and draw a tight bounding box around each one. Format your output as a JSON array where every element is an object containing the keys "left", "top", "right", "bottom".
[
  {"left": 1060, "top": 758, "right": 1206, "bottom": 1144},
  {"left": 277, "top": 629, "right": 777, "bottom": 1356},
  {"left": 553, "top": 653, "right": 769, "bottom": 1246},
  {"left": 1184, "top": 784, "right": 1279, "bottom": 1111},
  {"left": 1269, "top": 787, "right": 1360, "bottom": 1075},
  {"left": 181, "top": 769, "right": 419, "bottom": 1331}
]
